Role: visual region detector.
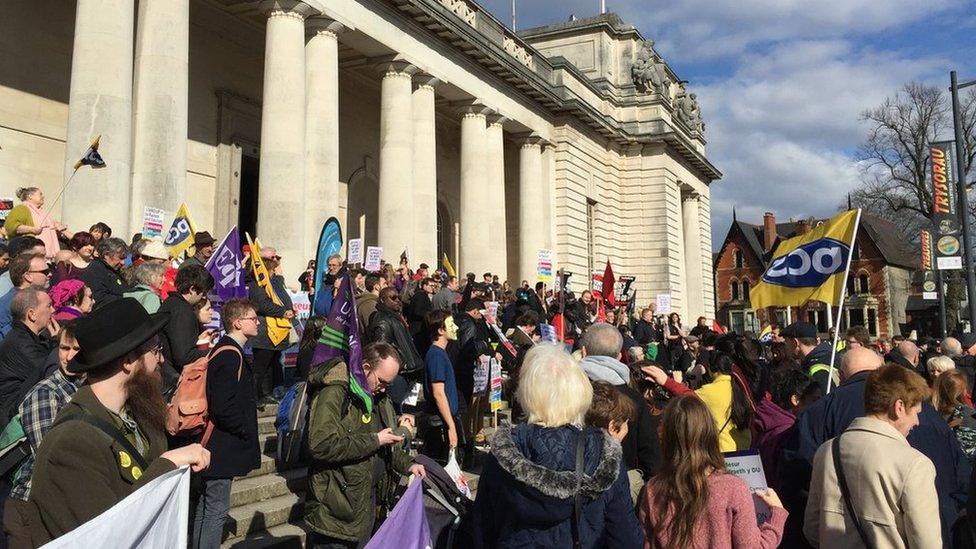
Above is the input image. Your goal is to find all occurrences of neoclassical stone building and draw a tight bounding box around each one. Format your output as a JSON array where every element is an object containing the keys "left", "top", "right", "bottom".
[{"left": 1, "top": 0, "right": 720, "bottom": 319}]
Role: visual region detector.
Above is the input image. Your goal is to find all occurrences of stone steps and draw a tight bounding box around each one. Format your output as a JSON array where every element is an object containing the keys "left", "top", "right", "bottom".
[
  {"left": 224, "top": 491, "right": 305, "bottom": 539},
  {"left": 222, "top": 521, "right": 307, "bottom": 549},
  {"left": 230, "top": 467, "right": 306, "bottom": 508}
]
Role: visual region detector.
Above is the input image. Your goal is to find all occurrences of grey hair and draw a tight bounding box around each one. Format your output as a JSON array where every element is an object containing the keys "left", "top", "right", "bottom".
[
  {"left": 581, "top": 323, "right": 624, "bottom": 357},
  {"left": 15, "top": 187, "right": 39, "bottom": 202},
  {"left": 11, "top": 286, "right": 44, "bottom": 322},
  {"left": 130, "top": 262, "right": 166, "bottom": 287},
  {"left": 942, "top": 337, "right": 963, "bottom": 358},
  {"left": 327, "top": 253, "right": 342, "bottom": 264},
  {"left": 96, "top": 237, "right": 129, "bottom": 259},
  {"left": 927, "top": 355, "right": 956, "bottom": 376}
]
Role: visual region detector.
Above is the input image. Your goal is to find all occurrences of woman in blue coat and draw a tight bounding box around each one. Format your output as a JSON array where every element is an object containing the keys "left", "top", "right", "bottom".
[{"left": 468, "top": 344, "right": 643, "bottom": 548}]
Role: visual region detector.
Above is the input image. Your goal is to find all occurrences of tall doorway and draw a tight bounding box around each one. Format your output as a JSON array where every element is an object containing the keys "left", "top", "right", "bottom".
[{"left": 238, "top": 154, "right": 260, "bottom": 238}]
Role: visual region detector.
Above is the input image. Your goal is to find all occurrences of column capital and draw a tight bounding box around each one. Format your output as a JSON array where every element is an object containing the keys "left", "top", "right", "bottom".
[
  {"left": 413, "top": 73, "right": 441, "bottom": 91},
  {"left": 452, "top": 99, "right": 492, "bottom": 118},
  {"left": 260, "top": 0, "right": 317, "bottom": 19},
  {"left": 372, "top": 55, "right": 419, "bottom": 78},
  {"left": 513, "top": 132, "right": 543, "bottom": 148},
  {"left": 306, "top": 16, "right": 344, "bottom": 38},
  {"left": 683, "top": 190, "right": 701, "bottom": 201},
  {"left": 487, "top": 113, "right": 508, "bottom": 127}
]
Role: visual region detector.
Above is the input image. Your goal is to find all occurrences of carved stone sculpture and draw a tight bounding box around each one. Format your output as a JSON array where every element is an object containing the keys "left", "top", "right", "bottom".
[
  {"left": 631, "top": 40, "right": 671, "bottom": 96},
  {"left": 674, "top": 84, "right": 703, "bottom": 132}
]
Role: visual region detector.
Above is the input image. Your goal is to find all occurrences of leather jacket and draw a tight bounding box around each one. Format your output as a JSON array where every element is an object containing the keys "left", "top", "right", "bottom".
[{"left": 367, "top": 303, "right": 423, "bottom": 377}]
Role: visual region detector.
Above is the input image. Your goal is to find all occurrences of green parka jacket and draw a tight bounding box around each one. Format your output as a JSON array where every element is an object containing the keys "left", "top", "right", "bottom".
[{"left": 303, "top": 359, "right": 414, "bottom": 542}]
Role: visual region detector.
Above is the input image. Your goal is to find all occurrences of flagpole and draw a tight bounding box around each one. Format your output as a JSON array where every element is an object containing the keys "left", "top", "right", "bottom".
[
  {"left": 37, "top": 168, "right": 78, "bottom": 228},
  {"left": 825, "top": 208, "right": 861, "bottom": 394}
]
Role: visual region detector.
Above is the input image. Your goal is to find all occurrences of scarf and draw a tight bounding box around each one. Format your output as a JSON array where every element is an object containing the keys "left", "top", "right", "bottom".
[
  {"left": 26, "top": 202, "right": 59, "bottom": 259},
  {"left": 579, "top": 355, "right": 632, "bottom": 386}
]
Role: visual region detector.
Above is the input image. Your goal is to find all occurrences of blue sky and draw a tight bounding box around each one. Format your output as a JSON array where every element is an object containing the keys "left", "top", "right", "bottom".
[{"left": 478, "top": 0, "right": 976, "bottom": 248}]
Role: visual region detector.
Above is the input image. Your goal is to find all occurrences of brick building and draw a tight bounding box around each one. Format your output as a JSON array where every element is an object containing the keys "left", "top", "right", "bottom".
[{"left": 714, "top": 211, "right": 916, "bottom": 339}]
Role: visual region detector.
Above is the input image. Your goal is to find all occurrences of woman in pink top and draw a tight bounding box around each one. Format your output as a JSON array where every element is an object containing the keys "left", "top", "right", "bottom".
[{"left": 639, "top": 395, "right": 787, "bottom": 549}]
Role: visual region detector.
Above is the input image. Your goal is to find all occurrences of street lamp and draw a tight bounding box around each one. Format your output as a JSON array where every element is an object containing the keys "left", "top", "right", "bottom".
[{"left": 951, "top": 71, "right": 976, "bottom": 331}]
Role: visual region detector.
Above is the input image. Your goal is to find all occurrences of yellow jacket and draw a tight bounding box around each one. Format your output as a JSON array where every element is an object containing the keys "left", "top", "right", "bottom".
[{"left": 696, "top": 374, "right": 752, "bottom": 452}]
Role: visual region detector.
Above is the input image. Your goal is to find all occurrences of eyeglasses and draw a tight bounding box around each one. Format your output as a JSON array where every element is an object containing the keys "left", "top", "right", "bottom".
[
  {"left": 29, "top": 268, "right": 51, "bottom": 276},
  {"left": 240, "top": 316, "right": 258, "bottom": 323},
  {"left": 143, "top": 344, "right": 163, "bottom": 359}
]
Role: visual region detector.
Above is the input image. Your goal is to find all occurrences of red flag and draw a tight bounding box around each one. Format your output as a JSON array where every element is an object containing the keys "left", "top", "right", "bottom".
[
  {"left": 712, "top": 319, "right": 725, "bottom": 334},
  {"left": 602, "top": 260, "right": 616, "bottom": 307}
]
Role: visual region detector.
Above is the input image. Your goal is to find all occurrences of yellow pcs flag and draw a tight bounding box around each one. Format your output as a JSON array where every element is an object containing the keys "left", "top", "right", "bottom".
[
  {"left": 441, "top": 253, "right": 456, "bottom": 278},
  {"left": 750, "top": 209, "right": 861, "bottom": 309},
  {"left": 164, "top": 203, "right": 197, "bottom": 259},
  {"left": 244, "top": 233, "right": 291, "bottom": 346}
]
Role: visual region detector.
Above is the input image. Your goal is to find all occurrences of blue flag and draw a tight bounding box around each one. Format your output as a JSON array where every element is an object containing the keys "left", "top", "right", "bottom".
[
  {"left": 312, "top": 217, "right": 343, "bottom": 317},
  {"left": 205, "top": 226, "right": 247, "bottom": 302}
]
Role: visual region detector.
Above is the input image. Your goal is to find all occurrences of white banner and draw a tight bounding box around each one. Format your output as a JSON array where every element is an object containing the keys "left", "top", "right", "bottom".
[
  {"left": 724, "top": 450, "right": 771, "bottom": 525},
  {"left": 365, "top": 246, "right": 383, "bottom": 272},
  {"left": 42, "top": 466, "right": 191, "bottom": 549},
  {"left": 655, "top": 293, "right": 672, "bottom": 314},
  {"left": 347, "top": 238, "right": 363, "bottom": 264}
]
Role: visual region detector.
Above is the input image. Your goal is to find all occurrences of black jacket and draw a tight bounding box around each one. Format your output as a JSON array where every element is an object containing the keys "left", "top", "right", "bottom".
[
  {"left": 158, "top": 293, "right": 206, "bottom": 394},
  {"left": 801, "top": 341, "right": 836, "bottom": 393},
  {"left": 81, "top": 259, "right": 128, "bottom": 311},
  {"left": 368, "top": 303, "right": 422, "bottom": 377},
  {"left": 0, "top": 322, "right": 55, "bottom": 424},
  {"left": 406, "top": 291, "right": 432, "bottom": 338},
  {"left": 200, "top": 336, "right": 260, "bottom": 479},
  {"left": 454, "top": 312, "right": 491, "bottom": 402},
  {"left": 633, "top": 319, "right": 657, "bottom": 347},
  {"left": 248, "top": 275, "right": 293, "bottom": 351},
  {"left": 616, "top": 382, "right": 662, "bottom": 478}
]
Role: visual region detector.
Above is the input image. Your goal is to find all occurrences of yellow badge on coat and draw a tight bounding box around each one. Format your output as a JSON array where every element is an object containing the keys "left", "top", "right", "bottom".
[
  {"left": 131, "top": 466, "right": 143, "bottom": 480},
  {"left": 119, "top": 451, "right": 131, "bottom": 468}
]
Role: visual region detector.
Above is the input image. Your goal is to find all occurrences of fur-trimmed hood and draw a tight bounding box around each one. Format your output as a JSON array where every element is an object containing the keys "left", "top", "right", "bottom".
[{"left": 488, "top": 424, "right": 622, "bottom": 501}]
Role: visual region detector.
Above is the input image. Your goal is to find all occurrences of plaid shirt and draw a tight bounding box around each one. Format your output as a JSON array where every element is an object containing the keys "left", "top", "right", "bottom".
[{"left": 10, "top": 369, "right": 82, "bottom": 501}]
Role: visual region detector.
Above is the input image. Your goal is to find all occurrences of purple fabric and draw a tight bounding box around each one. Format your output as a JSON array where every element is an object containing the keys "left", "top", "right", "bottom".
[
  {"left": 752, "top": 398, "right": 796, "bottom": 491},
  {"left": 206, "top": 227, "right": 247, "bottom": 302},
  {"left": 364, "top": 479, "right": 430, "bottom": 549},
  {"left": 310, "top": 274, "right": 371, "bottom": 413}
]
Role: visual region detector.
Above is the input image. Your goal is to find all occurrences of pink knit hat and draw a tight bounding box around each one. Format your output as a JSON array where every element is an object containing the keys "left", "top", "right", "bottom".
[{"left": 49, "top": 279, "right": 86, "bottom": 310}]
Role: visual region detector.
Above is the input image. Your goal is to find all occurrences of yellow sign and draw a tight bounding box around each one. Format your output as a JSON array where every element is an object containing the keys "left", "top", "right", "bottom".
[
  {"left": 119, "top": 451, "right": 131, "bottom": 468},
  {"left": 245, "top": 233, "right": 291, "bottom": 346}
]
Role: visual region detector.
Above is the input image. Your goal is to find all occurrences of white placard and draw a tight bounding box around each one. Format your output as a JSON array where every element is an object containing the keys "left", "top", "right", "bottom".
[
  {"left": 142, "top": 206, "right": 166, "bottom": 239},
  {"left": 347, "top": 238, "right": 363, "bottom": 264},
  {"left": 937, "top": 256, "right": 963, "bottom": 270},
  {"left": 655, "top": 293, "right": 672, "bottom": 314},
  {"left": 724, "top": 450, "right": 771, "bottom": 525},
  {"left": 923, "top": 291, "right": 938, "bottom": 300},
  {"left": 365, "top": 246, "right": 383, "bottom": 271}
]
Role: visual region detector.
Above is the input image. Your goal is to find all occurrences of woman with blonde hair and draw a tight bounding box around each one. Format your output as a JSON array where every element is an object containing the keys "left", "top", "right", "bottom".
[
  {"left": 4, "top": 187, "right": 70, "bottom": 258},
  {"left": 640, "top": 395, "right": 787, "bottom": 548},
  {"left": 470, "top": 344, "right": 642, "bottom": 548}
]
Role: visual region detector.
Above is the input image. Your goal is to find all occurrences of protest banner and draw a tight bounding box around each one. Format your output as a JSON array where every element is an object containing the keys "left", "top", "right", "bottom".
[
  {"left": 348, "top": 238, "right": 364, "bottom": 264},
  {"left": 540, "top": 324, "right": 558, "bottom": 342},
  {"left": 0, "top": 198, "right": 14, "bottom": 222},
  {"left": 489, "top": 358, "right": 503, "bottom": 413},
  {"left": 655, "top": 293, "right": 672, "bottom": 314},
  {"left": 537, "top": 249, "right": 553, "bottom": 283},
  {"left": 473, "top": 355, "right": 490, "bottom": 394},
  {"left": 41, "top": 466, "right": 191, "bottom": 548},
  {"left": 724, "top": 450, "right": 771, "bottom": 525},
  {"left": 141, "top": 206, "right": 165, "bottom": 239},
  {"left": 364, "top": 479, "right": 431, "bottom": 549},
  {"left": 365, "top": 246, "right": 383, "bottom": 272}
]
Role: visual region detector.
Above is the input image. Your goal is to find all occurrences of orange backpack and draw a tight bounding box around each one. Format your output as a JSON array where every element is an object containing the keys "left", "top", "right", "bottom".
[{"left": 166, "top": 345, "right": 243, "bottom": 446}]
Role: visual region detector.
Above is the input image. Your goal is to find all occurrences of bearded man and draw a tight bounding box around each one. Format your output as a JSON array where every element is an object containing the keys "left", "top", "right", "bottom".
[{"left": 26, "top": 298, "right": 211, "bottom": 545}]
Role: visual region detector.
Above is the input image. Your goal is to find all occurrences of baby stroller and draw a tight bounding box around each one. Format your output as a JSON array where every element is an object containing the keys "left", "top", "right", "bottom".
[{"left": 413, "top": 454, "right": 473, "bottom": 549}]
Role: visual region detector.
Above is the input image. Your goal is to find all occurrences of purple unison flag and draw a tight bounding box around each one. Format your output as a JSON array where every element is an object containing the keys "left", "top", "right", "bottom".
[
  {"left": 364, "top": 479, "right": 431, "bottom": 549},
  {"left": 205, "top": 227, "right": 247, "bottom": 302},
  {"left": 311, "top": 273, "right": 371, "bottom": 417}
]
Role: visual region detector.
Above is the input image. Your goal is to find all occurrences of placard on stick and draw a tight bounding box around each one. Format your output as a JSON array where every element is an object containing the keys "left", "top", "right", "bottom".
[{"left": 364, "top": 246, "right": 383, "bottom": 271}]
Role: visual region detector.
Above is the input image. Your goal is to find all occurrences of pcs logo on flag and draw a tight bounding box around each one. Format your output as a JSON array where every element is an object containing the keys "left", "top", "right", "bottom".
[{"left": 762, "top": 238, "right": 849, "bottom": 289}]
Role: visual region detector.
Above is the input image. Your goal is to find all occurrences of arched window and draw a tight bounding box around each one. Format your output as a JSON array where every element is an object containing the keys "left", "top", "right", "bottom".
[
  {"left": 734, "top": 249, "right": 744, "bottom": 268},
  {"left": 731, "top": 280, "right": 740, "bottom": 301},
  {"left": 858, "top": 272, "right": 870, "bottom": 295},
  {"left": 742, "top": 279, "right": 751, "bottom": 301}
]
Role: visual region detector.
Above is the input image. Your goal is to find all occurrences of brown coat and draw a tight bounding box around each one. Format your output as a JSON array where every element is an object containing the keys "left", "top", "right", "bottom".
[{"left": 26, "top": 385, "right": 176, "bottom": 545}]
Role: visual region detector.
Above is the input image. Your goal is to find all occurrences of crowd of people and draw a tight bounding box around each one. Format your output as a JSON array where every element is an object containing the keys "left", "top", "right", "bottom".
[{"left": 0, "top": 189, "right": 971, "bottom": 548}]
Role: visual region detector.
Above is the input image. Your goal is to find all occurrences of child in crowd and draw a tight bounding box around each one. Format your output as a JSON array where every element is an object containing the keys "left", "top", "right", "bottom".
[{"left": 586, "top": 381, "right": 640, "bottom": 502}]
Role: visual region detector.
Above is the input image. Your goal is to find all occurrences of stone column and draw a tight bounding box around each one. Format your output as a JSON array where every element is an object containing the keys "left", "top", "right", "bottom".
[
  {"left": 541, "top": 142, "right": 556, "bottom": 251},
  {"left": 62, "top": 0, "right": 135, "bottom": 235},
  {"left": 458, "top": 103, "right": 491, "bottom": 276},
  {"left": 682, "top": 192, "right": 705, "bottom": 317},
  {"left": 304, "top": 17, "right": 343, "bottom": 260},
  {"left": 518, "top": 135, "right": 544, "bottom": 283},
  {"left": 377, "top": 58, "right": 417, "bottom": 257},
  {"left": 485, "top": 115, "right": 508, "bottom": 278},
  {"left": 412, "top": 75, "right": 439, "bottom": 266},
  {"left": 129, "top": 0, "right": 189, "bottom": 234},
  {"left": 258, "top": 0, "right": 314, "bottom": 277}
]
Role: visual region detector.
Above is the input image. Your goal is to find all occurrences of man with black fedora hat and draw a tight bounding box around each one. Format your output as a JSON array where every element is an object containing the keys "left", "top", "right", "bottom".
[
  {"left": 179, "top": 231, "right": 217, "bottom": 270},
  {"left": 26, "top": 298, "right": 211, "bottom": 545}
]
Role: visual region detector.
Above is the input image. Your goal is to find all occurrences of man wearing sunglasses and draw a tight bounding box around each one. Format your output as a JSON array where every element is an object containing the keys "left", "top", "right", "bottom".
[
  {"left": 0, "top": 252, "right": 52, "bottom": 338},
  {"left": 0, "top": 287, "right": 57, "bottom": 427}
]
